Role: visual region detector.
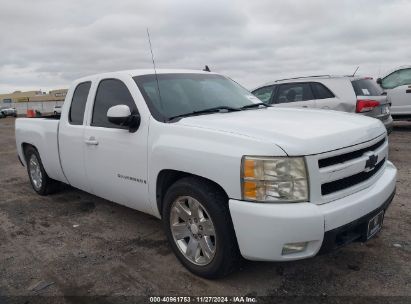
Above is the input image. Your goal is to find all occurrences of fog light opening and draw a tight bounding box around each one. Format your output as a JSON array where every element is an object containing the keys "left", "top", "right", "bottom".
[{"left": 282, "top": 242, "right": 308, "bottom": 255}]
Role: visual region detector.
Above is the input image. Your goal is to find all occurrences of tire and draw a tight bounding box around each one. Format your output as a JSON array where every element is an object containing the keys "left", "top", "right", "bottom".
[
  {"left": 162, "top": 176, "right": 241, "bottom": 278},
  {"left": 24, "top": 146, "right": 60, "bottom": 195}
]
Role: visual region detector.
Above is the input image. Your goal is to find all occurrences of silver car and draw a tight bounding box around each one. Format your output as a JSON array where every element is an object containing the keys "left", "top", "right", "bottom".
[{"left": 252, "top": 75, "right": 393, "bottom": 133}]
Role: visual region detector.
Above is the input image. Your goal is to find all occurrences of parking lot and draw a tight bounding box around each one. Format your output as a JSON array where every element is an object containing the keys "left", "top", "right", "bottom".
[{"left": 0, "top": 116, "right": 410, "bottom": 298}]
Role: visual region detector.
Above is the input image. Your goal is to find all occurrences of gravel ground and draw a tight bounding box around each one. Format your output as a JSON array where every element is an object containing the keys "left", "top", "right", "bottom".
[{"left": 0, "top": 117, "right": 410, "bottom": 301}]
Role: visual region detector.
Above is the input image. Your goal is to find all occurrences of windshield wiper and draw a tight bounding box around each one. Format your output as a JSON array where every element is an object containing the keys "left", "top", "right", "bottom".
[
  {"left": 168, "top": 106, "right": 241, "bottom": 121},
  {"left": 240, "top": 102, "right": 271, "bottom": 110}
]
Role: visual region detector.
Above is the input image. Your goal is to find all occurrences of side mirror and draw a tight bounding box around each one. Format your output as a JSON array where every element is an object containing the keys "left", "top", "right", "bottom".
[
  {"left": 376, "top": 78, "right": 382, "bottom": 85},
  {"left": 107, "top": 105, "right": 141, "bottom": 133}
]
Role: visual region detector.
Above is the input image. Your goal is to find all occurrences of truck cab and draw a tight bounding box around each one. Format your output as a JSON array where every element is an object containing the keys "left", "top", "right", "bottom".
[
  {"left": 377, "top": 66, "right": 411, "bottom": 120},
  {"left": 15, "top": 69, "right": 397, "bottom": 278}
]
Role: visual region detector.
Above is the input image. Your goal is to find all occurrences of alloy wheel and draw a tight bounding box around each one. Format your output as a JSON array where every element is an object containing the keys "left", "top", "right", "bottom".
[{"left": 170, "top": 196, "right": 216, "bottom": 265}]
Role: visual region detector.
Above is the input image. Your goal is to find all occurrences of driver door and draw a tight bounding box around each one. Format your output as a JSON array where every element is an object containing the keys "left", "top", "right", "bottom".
[{"left": 83, "top": 76, "right": 151, "bottom": 213}]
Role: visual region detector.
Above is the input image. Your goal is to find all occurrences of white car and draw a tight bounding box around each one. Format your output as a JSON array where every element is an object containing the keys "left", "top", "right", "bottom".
[
  {"left": 0, "top": 106, "right": 17, "bottom": 117},
  {"left": 252, "top": 75, "right": 393, "bottom": 133},
  {"left": 377, "top": 66, "right": 411, "bottom": 120},
  {"left": 53, "top": 105, "right": 62, "bottom": 115},
  {"left": 15, "top": 69, "right": 397, "bottom": 278}
]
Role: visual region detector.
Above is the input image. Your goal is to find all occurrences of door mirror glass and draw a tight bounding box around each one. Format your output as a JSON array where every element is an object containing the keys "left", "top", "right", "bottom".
[{"left": 107, "top": 105, "right": 140, "bottom": 132}]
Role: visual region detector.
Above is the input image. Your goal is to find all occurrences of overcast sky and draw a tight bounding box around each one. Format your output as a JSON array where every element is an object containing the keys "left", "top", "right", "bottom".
[{"left": 0, "top": 0, "right": 410, "bottom": 93}]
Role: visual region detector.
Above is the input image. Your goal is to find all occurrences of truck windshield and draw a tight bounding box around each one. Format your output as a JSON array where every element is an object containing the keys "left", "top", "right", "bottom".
[{"left": 133, "top": 73, "right": 260, "bottom": 121}]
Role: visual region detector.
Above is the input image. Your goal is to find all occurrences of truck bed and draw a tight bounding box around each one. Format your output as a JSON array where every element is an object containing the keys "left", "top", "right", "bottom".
[{"left": 15, "top": 118, "right": 67, "bottom": 183}]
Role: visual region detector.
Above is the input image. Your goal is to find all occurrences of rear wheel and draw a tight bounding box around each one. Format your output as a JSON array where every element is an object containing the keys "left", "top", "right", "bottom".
[
  {"left": 25, "top": 146, "right": 60, "bottom": 195},
  {"left": 162, "top": 177, "right": 241, "bottom": 278}
]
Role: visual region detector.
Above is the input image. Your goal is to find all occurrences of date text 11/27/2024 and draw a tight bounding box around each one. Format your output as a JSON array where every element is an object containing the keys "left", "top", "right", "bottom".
[{"left": 149, "top": 296, "right": 257, "bottom": 303}]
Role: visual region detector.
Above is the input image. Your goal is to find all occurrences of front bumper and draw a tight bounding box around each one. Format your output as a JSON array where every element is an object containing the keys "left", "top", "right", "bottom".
[{"left": 229, "top": 161, "right": 397, "bottom": 261}]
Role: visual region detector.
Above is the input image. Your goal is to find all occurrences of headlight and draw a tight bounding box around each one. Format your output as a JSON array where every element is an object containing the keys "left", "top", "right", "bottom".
[{"left": 241, "top": 156, "right": 308, "bottom": 202}]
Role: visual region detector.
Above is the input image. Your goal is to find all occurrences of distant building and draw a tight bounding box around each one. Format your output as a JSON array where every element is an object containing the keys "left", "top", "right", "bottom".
[{"left": 0, "top": 89, "right": 68, "bottom": 103}]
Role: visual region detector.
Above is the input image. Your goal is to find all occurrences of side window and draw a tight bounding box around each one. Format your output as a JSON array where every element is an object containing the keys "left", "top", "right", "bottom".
[
  {"left": 311, "top": 82, "right": 335, "bottom": 99},
  {"left": 382, "top": 68, "right": 411, "bottom": 89},
  {"left": 69, "top": 82, "right": 91, "bottom": 125},
  {"left": 275, "top": 83, "right": 314, "bottom": 104},
  {"left": 252, "top": 86, "right": 275, "bottom": 103},
  {"left": 92, "top": 79, "right": 138, "bottom": 128}
]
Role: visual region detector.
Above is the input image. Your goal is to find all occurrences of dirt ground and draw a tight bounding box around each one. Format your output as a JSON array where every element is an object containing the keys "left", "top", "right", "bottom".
[{"left": 0, "top": 117, "right": 410, "bottom": 301}]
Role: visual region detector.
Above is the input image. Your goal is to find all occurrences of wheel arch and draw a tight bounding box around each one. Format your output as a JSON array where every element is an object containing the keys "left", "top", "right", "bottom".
[
  {"left": 155, "top": 169, "right": 229, "bottom": 218},
  {"left": 21, "top": 142, "right": 38, "bottom": 166}
]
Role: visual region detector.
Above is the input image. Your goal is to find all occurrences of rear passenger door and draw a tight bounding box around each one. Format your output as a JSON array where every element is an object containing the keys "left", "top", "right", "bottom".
[
  {"left": 59, "top": 81, "right": 92, "bottom": 192},
  {"left": 273, "top": 83, "right": 316, "bottom": 108},
  {"left": 310, "top": 82, "right": 340, "bottom": 110}
]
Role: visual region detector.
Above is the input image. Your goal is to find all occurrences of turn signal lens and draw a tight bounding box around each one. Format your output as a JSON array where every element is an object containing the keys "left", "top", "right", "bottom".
[{"left": 243, "top": 159, "right": 255, "bottom": 178}]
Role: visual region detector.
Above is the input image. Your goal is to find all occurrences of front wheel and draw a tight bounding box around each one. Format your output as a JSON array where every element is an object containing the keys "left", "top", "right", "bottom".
[
  {"left": 25, "top": 146, "right": 60, "bottom": 195},
  {"left": 162, "top": 177, "right": 241, "bottom": 278}
]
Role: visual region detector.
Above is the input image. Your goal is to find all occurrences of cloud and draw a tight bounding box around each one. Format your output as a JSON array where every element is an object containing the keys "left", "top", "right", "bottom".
[{"left": 0, "top": 0, "right": 410, "bottom": 93}]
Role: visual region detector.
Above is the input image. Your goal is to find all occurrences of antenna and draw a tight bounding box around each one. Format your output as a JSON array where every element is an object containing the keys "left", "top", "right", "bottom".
[
  {"left": 352, "top": 66, "right": 360, "bottom": 77},
  {"left": 146, "top": 28, "right": 163, "bottom": 108}
]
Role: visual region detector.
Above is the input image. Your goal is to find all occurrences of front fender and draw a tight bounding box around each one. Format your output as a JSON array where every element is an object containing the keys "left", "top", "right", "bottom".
[{"left": 147, "top": 121, "right": 286, "bottom": 217}]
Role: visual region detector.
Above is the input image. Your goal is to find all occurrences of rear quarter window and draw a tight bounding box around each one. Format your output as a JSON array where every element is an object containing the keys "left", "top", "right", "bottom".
[
  {"left": 351, "top": 79, "right": 383, "bottom": 96},
  {"left": 311, "top": 82, "right": 335, "bottom": 99},
  {"left": 69, "top": 82, "right": 91, "bottom": 125}
]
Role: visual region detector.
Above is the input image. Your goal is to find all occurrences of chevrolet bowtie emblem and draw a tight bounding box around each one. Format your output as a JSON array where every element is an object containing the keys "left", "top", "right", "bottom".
[{"left": 365, "top": 153, "right": 378, "bottom": 171}]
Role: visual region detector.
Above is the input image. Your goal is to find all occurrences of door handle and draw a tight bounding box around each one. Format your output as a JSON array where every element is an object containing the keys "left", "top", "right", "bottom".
[{"left": 85, "top": 137, "right": 99, "bottom": 145}]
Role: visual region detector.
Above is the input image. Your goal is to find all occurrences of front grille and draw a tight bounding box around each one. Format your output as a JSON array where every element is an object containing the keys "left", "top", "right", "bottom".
[
  {"left": 318, "top": 138, "right": 385, "bottom": 168},
  {"left": 321, "top": 158, "right": 385, "bottom": 195}
]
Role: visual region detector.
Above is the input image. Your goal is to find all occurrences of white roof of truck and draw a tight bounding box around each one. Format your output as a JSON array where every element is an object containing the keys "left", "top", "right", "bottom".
[{"left": 75, "top": 69, "right": 216, "bottom": 83}]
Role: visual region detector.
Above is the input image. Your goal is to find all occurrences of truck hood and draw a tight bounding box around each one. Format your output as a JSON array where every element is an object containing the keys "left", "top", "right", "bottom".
[{"left": 177, "top": 108, "right": 386, "bottom": 156}]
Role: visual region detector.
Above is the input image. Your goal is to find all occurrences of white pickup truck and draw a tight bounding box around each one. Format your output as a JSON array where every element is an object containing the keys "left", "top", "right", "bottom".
[
  {"left": 377, "top": 66, "right": 411, "bottom": 120},
  {"left": 15, "top": 69, "right": 397, "bottom": 278}
]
